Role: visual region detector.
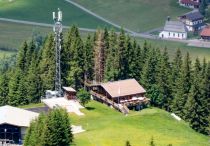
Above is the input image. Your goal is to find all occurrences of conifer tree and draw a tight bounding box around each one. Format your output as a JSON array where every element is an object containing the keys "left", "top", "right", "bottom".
[
  {"left": 172, "top": 52, "right": 192, "bottom": 118},
  {"left": 185, "top": 58, "right": 209, "bottom": 134},
  {"left": 42, "top": 108, "right": 73, "bottom": 146},
  {"left": 156, "top": 48, "right": 172, "bottom": 110},
  {"left": 26, "top": 52, "right": 41, "bottom": 103},
  {"left": 39, "top": 35, "right": 55, "bottom": 93},
  {"left": 104, "top": 29, "right": 119, "bottom": 81},
  {"left": 66, "top": 34, "right": 84, "bottom": 90},
  {"left": 62, "top": 25, "right": 79, "bottom": 85},
  {"left": 84, "top": 35, "right": 94, "bottom": 81},
  {"left": 118, "top": 29, "right": 128, "bottom": 80},
  {"left": 0, "top": 71, "right": 9, "bottom": 106}
]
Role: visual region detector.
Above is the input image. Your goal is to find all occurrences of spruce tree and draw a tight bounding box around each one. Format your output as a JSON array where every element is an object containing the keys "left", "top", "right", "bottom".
[
  {"left": 39, "top": 35, "right": 55, "bottom": 93},
  {"left": 0, "top": 71, "right": 9, "bottom": 106},
  {"left": 117, "top": 29, "right": 128, "bottom": 80},
  {"left": 104, "top": 29, "right": 119, "bottom": 81},
  {"left": 185, "top": 58, "right": 208, "bottom": 134},
  {"left": 172, "top": 52, "right": 192, "bottom": 118},
  {"left": 84, "top": 35, "right": 94, "bottom": 81},
  {"left": 156, "top": 48, "right": 172, "bottom": 110}
]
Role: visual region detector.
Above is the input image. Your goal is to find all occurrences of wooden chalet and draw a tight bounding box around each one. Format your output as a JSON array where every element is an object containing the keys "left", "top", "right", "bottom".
[
  {"left": 63, "top": 87, "right": 76, "bottom": 100},
  {"left": 89, "top": 79, "right": 149, "bottom": 114}
]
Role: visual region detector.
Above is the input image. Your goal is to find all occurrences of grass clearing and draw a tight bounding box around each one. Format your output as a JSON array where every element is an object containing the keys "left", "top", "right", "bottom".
[
  {"left": 70, "top": 101, "right": 209, "bottom": 146},
  {"left": 0, "top": 0, "right": 113, "bottom": 29},
  {"left": 71, "top": 0, "right": 190, "bottom": 32},
  {"left": 135, "top": 37, "right": 210, "bottom": 61}
]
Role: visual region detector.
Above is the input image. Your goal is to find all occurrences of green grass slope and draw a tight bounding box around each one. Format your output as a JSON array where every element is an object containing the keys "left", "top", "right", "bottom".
[
  {"left": 136, "top": 38, "right": 210, "bottom": 61},
  {"left": 71, "top": 0, "right": 190, "bottom": 32},
  {"left": 70, "top": 101, "right": 209, "bottom": 146},
  {"left": 0, "top": 0, "right": 113, "bottom": 29}
]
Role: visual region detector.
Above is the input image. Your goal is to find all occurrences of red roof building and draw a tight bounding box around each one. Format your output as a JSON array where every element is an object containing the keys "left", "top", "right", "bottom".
[
  {"left": 179, "top": 0, "right": 200, "bottom": 8},
  {"left": 200, "top": 27, "right": 210, "bottom": 40}
]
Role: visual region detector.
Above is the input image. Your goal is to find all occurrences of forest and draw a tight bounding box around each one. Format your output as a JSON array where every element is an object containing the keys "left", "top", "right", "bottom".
[{"left": 0, "top": 26, "right": 209, "bottom": 135}]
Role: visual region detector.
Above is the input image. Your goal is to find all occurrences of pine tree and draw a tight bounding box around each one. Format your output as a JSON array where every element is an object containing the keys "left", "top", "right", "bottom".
[
  {"left": 62, "top": 25, "right": 80, "bottom": 85},
  {"left": 185, "top": 58, "right": 208, "bottom": 134},
  {"left": 84, "top": 35, "right": 94, "bottom": 81},
  {"left": 0, "top": 71, "right": 9, "bottom": 106},
  {"left": 39, "top": 35, "right": 55, "bottom": 93},
  {"left": 16, "top": 41, "right": 28, "bottom": 72},
  {"left": 156, "top": 48, "right": 172, "bottom": 110},
  {"left": 66, "top": 34, "right": 84, "bottom": 90},
  {"left": 118, "top": 29, "right": 128, "bottom": 80},
  {"left": 141, "top": 48, "right": 160, "bottom": 106},
  {"left": 26, "top": 52, "right": 41, "bottom": 103},
  {"left": 104, "top": 29, "right": 119, "bottom": 81},
  {"left": 42, "top": 108, "right": 73, "bottom": 146}
]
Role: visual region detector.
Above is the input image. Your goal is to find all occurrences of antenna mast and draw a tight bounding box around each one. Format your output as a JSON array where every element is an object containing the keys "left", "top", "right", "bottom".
[{"left": 53, "top": 8, "right": 62, "bottom": 96}]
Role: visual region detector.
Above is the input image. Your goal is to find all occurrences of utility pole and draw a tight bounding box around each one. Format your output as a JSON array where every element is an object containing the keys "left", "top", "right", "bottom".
[{"left": 53, "top": 8, "right": 62, "bottom": 96}]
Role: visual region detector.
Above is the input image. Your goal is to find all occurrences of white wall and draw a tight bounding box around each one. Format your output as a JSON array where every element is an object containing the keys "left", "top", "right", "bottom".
[{"left": 159, "top": 31, "right": 187, "bottom": 39}]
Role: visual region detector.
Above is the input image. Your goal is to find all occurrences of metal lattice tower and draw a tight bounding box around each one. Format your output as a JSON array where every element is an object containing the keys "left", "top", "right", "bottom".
[{"left": 53, "top": 8, "right": 62, "bottom": 96}]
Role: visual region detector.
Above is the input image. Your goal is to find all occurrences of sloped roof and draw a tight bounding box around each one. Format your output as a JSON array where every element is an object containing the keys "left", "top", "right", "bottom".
[
  {"left": 0, "top": 105, "right": 39, "bottom": 127},
  {"left": 100, "top": 79, "right": 146, "bottom": 98},
  {"left": 163, "top": 21, "right": 187, "bottom": 33},
  {"left": 63, "top": 87, "right": 76, "bottom": 92},
  {"left": 184, "top": 11, "right": 203, "bottom": 21},
  {"left": 200, "top": 27, "right": 210, "bottom": 36}
]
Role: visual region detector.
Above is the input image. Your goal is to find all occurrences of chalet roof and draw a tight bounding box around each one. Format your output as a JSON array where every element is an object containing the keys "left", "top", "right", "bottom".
[
  {"left": 180, "top": 0, "right": 200, "bottom": 6},
  {"left": 200, "top": 27, "right": 210, "bottom": 36},
  {"left": 163, "top": 21, "right": 187, "bottom": 33},
  {"left": 63, "top": 86, "right": 76, "bottom": 92},
  {"left": 0, "top": 105, "right": 39, "bottom": 127},
  {"left": 182, "top": 11, "right": 203, "bottom": 21},
  {"left": 100, "top": 79, "right": 146, "bottom": 98}
]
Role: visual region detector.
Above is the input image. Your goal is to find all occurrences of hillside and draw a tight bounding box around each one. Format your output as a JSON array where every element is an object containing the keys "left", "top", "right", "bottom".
[
  {"left": 0, "top": 0, "right": 113, "bottom": 29},
  {"left": 70, "top": 101, "right": 209, "bottom": 146},
  {"left": 71, "top": 0, "right": 190, "bottom": 32}
]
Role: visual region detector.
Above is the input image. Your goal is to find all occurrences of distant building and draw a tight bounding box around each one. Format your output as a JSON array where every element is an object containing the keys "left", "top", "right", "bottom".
[
  {"left": 180, "top": 10, "right": 204, "bottom": 32},
  {"left": 0, "top": 105, "right": 39, "bottom": 144},
  {"left": 200, "top": 26, "right": 210, "bottom": 40},
  {"left": 179, "top": 0, "right": 201, "bottom": 9},
  {"left": 159, "top": 20, "right": 187, "bottom": 39}
]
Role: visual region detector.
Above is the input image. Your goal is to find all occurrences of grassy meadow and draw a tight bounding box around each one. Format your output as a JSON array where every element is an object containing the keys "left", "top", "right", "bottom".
[
  {"left": 70, "top": 101, "right": 209, "bottom": 146},
  {"left": 135, "top": 38, "right": 210, "bottom": 61},
  {"left": 0, "top": 0, "right": 112, "bottom": 29},
  {"left": 71, "top": 0, "right": 190, "bottom": 32}
]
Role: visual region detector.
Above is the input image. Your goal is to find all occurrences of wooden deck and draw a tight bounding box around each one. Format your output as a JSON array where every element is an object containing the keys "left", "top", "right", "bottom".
[{"left": 90, "top": 91, "right": 129, "bottom": 114}]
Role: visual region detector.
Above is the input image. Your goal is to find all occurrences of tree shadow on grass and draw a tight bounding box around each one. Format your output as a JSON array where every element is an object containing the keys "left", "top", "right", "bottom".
[{"left": 85, "top": 107, "right": 95, "bottom": 111}]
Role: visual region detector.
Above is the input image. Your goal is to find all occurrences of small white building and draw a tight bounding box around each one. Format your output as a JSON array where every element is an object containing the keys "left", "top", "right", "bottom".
[
  {"left": 159, "top": 20, "right": 187, "bottom": 39},
  {"left": 0, "top": 105, "right": 39, "bottom": 144}
]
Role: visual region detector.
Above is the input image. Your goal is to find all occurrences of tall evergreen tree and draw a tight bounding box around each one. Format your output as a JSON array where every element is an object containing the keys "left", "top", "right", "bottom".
[
  {"left": 39, "top": 35, "right": 55, "bottom": 93},
  {"left": 172, "top": 52, "right": 192, "bottom": 118},
  {"left": 104, "top": 30, "right": 119, "bottom": 81},
  {"left": 84, "top": 35, "right": 94, "bottom": 81}
]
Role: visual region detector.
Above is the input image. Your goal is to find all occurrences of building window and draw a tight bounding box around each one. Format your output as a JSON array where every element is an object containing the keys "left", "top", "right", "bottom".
[
  {"left": 178, "top": 33, "right": 179, "bottom": 37},
  {"left": 173, "top": 33, "right": 175, "bottom": 37},
  {"left": 182, "top": 33, "right": 184, "bottom": 38},
  {"left": 169, "top": 32, "right": 170, "bottom": 36}
]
